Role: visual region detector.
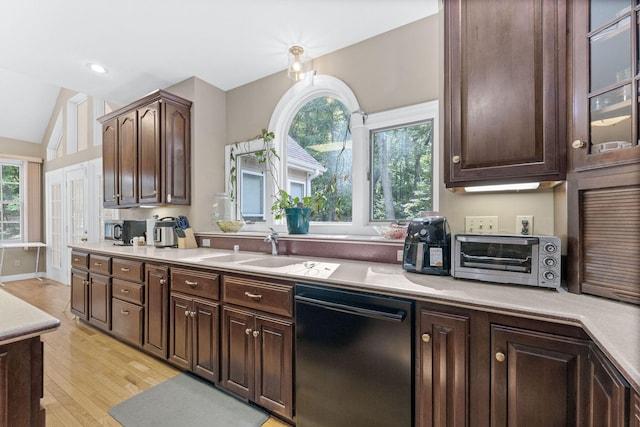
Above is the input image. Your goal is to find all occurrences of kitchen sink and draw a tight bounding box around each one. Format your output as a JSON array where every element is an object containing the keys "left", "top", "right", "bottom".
[
  {"left": 198, "top": 253, "right": 261, "bottom": 263},
  {"left": 239, "top": 257, "right": 301, "bottom": 268}
]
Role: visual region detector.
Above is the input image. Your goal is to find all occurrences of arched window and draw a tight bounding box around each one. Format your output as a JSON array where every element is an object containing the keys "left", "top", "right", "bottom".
[{"left": 266, "top": 75, "right": 439, "bottom": 235}]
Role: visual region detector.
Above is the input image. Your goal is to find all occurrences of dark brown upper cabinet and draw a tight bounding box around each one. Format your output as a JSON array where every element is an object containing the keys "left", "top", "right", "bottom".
[
  {"left": 569, "top": 0, "right": 640, "bottom": 172},
  {"left": 444, "top": 0, "right": 567, "bottom": 188},
  {"left": 98, "top": 90, "right": 192, "bottom": 208}
]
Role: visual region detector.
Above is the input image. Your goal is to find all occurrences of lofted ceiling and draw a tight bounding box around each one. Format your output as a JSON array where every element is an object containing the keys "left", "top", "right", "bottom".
[{"left": 0, "top": 0, "right": 438, "bottom": 145}]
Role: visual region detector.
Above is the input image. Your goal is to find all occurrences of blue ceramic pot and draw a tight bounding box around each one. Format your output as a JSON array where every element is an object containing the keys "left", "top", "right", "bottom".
[{"left": 285, "top": 207, "right": 311, "bottom": 234}]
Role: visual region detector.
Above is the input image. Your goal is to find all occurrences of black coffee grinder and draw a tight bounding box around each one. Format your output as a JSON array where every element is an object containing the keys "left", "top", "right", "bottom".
[{"left": 402, "top": 215, "right": 451, "bottom": 275}]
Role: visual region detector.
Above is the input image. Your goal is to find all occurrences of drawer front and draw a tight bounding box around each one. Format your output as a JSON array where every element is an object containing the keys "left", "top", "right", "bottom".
[
  {"left": 71, "top": 252, "right": 89, "bottom": 270},
  {"left": 171, "top": 268, "right": 220, "bottom": 300},
  {"left": 223, "top": 276, "right": 293, "bottom": 317},
  {"left": 89, "top": 254, "right": 111, "bottom": 275},
  {"left": 112, "top": 299, "right": 144, "bottom": 346},
  {"left": 112, "top": 279, "right": 144, "bottom": 305},
  {"left": 112, "top": 258, "right": 144, "bottom": 282}
]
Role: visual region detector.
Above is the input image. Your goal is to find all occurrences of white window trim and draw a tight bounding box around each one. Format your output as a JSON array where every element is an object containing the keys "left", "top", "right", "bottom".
[
  {"left": 0, "top": 158, "right": 24, "bottom": 242},
  {"left": 234, "top": 74, "right": 440, "bottom": 236},
  {"left": 240, "top": 169, "right": 266, "bottom": 220},
  {"left": 46, "top": 111, "right": 63, "bottom": 161},
  {"left": 361, "top": 101, "right": 440, "bottom": 226}
]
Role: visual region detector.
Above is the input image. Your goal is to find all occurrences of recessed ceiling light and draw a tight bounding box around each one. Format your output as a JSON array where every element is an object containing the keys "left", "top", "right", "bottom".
[{"left": 87, "top": 62, "right": 108, "bottom": 74}]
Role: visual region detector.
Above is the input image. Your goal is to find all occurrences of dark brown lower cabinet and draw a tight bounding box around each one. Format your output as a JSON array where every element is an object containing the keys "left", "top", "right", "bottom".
[
  {"left": 221, "top": 305, "right": 293, "bottom": 420},
  {"left": 632, "top": 391, "right": 640, "bottom": 427},
  {"left": 490, "top": 324, "right": 591, "bottom": 427},
  {"left": 70, "top": 268, "right": 89, "bottom": 320},
  {"left": 144, "top": 265, "right": 169, "bottom": 358},
  {"left": 169, "top": 293, "right": 219, "bottom": 382},
  {"left": 88, "top": 274, "right": 111, "bottom": 331},
  {"left": 588, "top": 346, "right": 629, "bottom": 427},
  {"left": 0, "top": 337, "right": 45, "bottom": 427},
  {"left": 111, "top": 299, "right": 144, "bottom": 346},
  {"left": 417, "top": 304, "right": 470, "bottom": 427}
]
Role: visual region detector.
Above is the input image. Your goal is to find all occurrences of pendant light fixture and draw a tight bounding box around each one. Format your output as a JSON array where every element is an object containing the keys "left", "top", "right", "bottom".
[{"left": 288, "top": 45, "right": 310, "bottom": 82}]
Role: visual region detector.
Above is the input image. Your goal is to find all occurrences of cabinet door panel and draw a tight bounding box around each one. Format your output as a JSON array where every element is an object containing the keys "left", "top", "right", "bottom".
[
  {"left": 89, "top": 274, "right": 111, "bottom": 330},
  {"left": 144, "top": 265, "right": 169, "bottom": 358},
  {"left": 192, "top": 300, "right": 220, "bottom": 383},
  {"left": 632, "top": 391, "right": 640, "bottom": 427},
  {"left": 491, "top": 325, "right": 590, "bottom": 427},
  {"left": 221, "top": 307, "right": 253, "bottom": 399},
  {"left": 102, "top": 119, "right": 118, "bottom": 207},
  {"left": 118, "top": 111, "right": 138, "bottom": 206},
  {"left": 254, "top": 316, "right": 293, "bottom": 419},
  {"left": 70, "top": 269, "right": 88, "bottom": 320},
  {"left": 138, "top": 102, "right": 162, "bottom": 204},
  {"left": 169, "top": 294, "right": 191, "bottom": 370},
  {"left": 588, "top": 346, "right": 629, "bottom": 427},
  {"left": 163, "top": 102, "right": 190, "bottom": 205},
  {"left": 418, "top": 308, "right": 469, "bottom": 427},
  {"left": 445, "top": 0, "right": 566, "bottom": 186},
  {"left": 111, "top": 299, "right": 143, "bottom": 347}
]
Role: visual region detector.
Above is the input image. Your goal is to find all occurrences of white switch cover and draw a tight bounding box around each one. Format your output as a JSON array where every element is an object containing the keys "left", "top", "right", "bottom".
[
  {"left": 465, "top": 216, "right": 498, "bottom": 233},
  {"left": 516, "top": 215, "right": 534, "bottom": 235},
  {"left": 201, "top": 238, "right": 211, "bottom": 247}
]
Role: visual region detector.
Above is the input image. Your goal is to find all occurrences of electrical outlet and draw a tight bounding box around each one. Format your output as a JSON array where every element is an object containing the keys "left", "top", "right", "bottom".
[
  {"left": 516, "top": 215, "right": 534, "bottom": 235},
  {"left": 397, "top": 249, "right": 404, "bottom": 262},
  {"left": 201, "top": 238, "right": 211, "bottom": 247},
  {"left": 465, "top": 216, "right": 498, "bottom": 233}
]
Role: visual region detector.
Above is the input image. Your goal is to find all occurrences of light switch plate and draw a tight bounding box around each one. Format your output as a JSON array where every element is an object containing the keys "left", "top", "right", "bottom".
[
  {"left": 201, "top": 238, "right": 211, "bottom": 247},
  {"left": 465, "top": 216, "right": 498, "bottom": 233}
]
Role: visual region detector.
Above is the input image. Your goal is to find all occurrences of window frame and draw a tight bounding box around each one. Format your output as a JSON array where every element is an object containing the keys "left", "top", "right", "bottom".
[
  {"left": 0, "top": 159, "right": 24, "bottom": 243},
  {"left": 234, "top": 74, "right": 439, "bottom": 235}
]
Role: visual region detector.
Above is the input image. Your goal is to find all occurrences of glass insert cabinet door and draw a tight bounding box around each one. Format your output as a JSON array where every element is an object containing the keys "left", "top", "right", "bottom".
[{"left": 571, "top": 0, "right": 640, "bottom": 170}]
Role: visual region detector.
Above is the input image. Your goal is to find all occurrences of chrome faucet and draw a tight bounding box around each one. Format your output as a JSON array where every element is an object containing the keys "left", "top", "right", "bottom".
[{"left": 265, "top": 228, "right": 279, "bottom": 256}]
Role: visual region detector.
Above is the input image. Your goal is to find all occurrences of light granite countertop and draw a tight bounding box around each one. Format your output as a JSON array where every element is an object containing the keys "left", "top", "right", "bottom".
[
  {"left": 71, "top": 243, "right": 640, "bottom": 392},
  {"left": 0, "top": 289, "right": 60, "bottom": 345}
]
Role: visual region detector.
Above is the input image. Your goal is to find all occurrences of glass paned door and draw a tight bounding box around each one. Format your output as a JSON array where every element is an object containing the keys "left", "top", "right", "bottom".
[
  {"left": 588, "top": 0, "right": 637, "bottom": 154},
  {"left": 45, "top": 170, "right": 65, "bottom": 283}
]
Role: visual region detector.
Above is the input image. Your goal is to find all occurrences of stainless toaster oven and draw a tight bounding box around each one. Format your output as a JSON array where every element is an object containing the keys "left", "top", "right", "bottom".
[{"left": 451, "top": 234, "right": 561, "bottom": 289}]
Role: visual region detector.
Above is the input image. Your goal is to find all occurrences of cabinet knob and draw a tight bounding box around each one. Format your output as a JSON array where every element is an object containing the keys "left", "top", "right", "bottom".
[
  {"left": 495, "top": 351, "right": 506, "bottom": 362},
  {"left": 252, "top": 330, "right": 260, "bottom": 338},
  {"left": 421, "top": 333, "right": 431, "bottom": 343},
  {"left": 184, "top": 310, "right": 190, "bottom": 317},
  {"left": 160, "top": 278, "right": 167, "bottom": 285},
  {"left": 190, "top": 311, "right": 196, "bottom": 318},
  {"left": 452, "top": 155, "right": 461, "bottom": 164},
  {"left": 245, "top": 328, "right": 253, "bottom": 335},
  {"left": 571, "top": 139, "right": 587, "bottom": 149}
]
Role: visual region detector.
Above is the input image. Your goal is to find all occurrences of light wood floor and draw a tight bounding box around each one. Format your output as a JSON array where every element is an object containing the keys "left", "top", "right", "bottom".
[{"left": 2, "top": 279, "right": 290, "bottom": 427}]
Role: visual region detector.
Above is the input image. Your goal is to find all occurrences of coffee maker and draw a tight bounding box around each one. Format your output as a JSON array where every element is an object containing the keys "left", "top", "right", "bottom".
[{"left": 402, "top": 215, "right": 451, "bottom": 275}]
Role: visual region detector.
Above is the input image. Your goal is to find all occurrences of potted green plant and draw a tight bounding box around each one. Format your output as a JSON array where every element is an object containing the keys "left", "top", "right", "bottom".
[{"left": 229, "top": 129, "right": 325, "bottom": 234}]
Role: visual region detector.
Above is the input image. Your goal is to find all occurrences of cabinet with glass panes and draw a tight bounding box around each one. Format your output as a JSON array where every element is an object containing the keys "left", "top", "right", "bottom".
[{"left": 570, "top": 0, "right": 640, "bottom": 170}]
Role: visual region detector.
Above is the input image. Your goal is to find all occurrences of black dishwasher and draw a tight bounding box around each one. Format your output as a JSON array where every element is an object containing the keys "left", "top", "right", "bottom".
[{"left": 295, "top": 284, "right": 414, "bottom": 427}]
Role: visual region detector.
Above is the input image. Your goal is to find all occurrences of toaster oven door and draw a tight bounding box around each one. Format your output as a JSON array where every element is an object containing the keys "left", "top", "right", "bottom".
[{"left": 453, "top": 235, "right": 540, "bottom": 285}]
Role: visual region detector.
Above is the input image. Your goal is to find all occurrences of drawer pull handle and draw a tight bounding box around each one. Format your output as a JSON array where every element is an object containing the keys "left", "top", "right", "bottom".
[
  {"left": 73, "top": 258, "right": 79, "bottom": 262},
  {"left": 120, "top": 267, "right": 131, "bottom": 272},
  {"left": 120, "top": 310, "right": 130, "bottom": 315},
  {"left": 120, "top": 289, "right": 130, "bottom": 294},
  {"left": 94, "top": 262, "right": 103, "bottom": 266},
  {"left": 495, "top": 352, "right": 506, "bottom": 363},
  {"left": 252, "top": 330, "right": 260, "bottom": 338},
  {"left": 245, "top": 328, "right": 253, "bottom": 335},
  {"left": 185, "top": 280, "right": 198, "bottom": 287},
  {"left": 421, "top": 333, "right": 431, "bottom": 343},
  {"left": 244, "top": 292, "right": 262, "bottom": 301}
]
